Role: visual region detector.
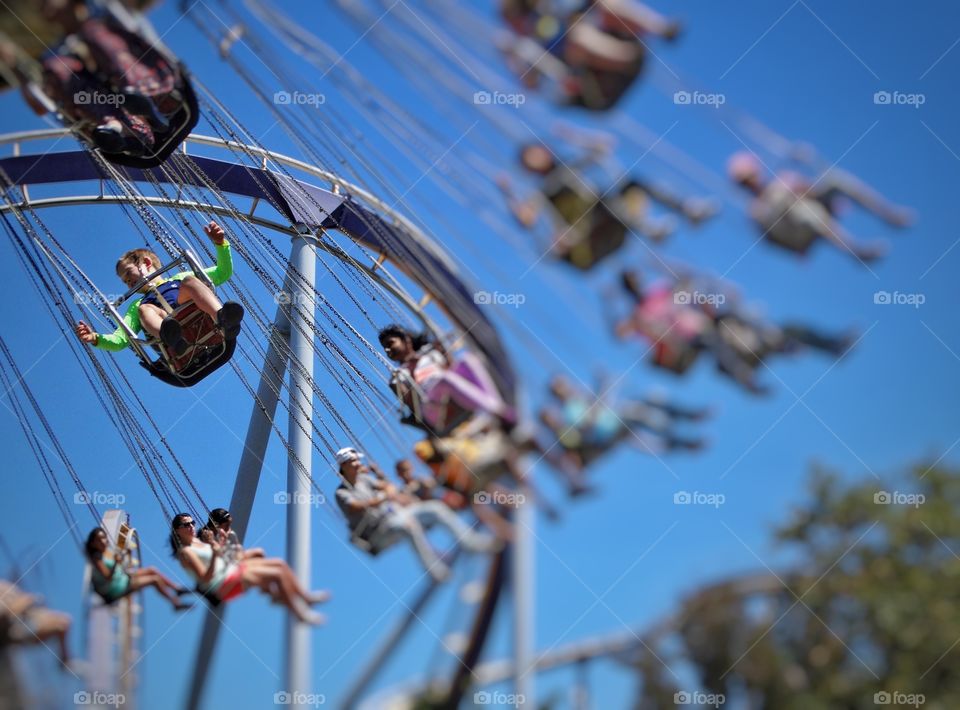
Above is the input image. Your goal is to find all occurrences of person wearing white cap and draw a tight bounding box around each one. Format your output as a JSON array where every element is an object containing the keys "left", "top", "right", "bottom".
[
  {"left": 334, "top": 446, "right": 499, "bottom": 582},
  {"left": 334, "top": 447, "right": 363, "bottom": 467}
]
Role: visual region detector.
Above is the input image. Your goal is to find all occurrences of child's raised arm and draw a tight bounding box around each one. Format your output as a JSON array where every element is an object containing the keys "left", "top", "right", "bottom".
[
  {"left": 202, "top": 221, "right": 233, "bottom": 286},
  {"left": 204, "top": 221, "right": 226, "bottom": 246},
  {"left": 75, "top": 321, "right": 98, "bottom": 345}
]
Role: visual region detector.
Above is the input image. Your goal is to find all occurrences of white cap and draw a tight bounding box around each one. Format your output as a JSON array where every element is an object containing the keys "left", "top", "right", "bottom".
[{"left": 335, "top": 447, "right": 365, "bottom": 466}]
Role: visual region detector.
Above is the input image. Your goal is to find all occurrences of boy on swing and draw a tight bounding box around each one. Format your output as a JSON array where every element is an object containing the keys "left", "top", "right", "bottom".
[{"left": 75, "top": 221, "right": 243, "bottom": 354}]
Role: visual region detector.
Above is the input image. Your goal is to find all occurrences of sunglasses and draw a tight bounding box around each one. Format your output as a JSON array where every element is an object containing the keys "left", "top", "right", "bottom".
[{"left": 175, "top": 520, "right": 195, "bottom": 529}]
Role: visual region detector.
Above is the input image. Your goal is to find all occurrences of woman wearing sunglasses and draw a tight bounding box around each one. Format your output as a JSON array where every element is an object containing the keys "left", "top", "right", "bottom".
[{"left": 170, "top": 513, "right": 328, "bottom": 624}]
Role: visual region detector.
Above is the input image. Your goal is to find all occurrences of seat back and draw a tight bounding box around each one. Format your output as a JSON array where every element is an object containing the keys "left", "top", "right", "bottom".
[
  {"left": 141, "top": 301, "right": 237, "bottom": 387},
  {"left": 569, "top": 52, "right": 644, "bottom": 111},
  {"left": 95, "top": 66, "right": 199, "bottom": 169},
  {"left": 652, "top": 340, "right": 700, "bottom": 374}
]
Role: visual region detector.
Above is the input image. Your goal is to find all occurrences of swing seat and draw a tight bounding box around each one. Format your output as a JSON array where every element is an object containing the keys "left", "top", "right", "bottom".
[
  {"left": 350, "top": 522, "right": 405, "bottom": 556},
  {"left": 651, "top": 340, "right": 699, "bottom": 374},
  {"left": 32, "top": 9, "right": 200, "bottom": 169},
  {"left": 433, "top": 357, "right": 495, "bottom": 434},
  {"left": 431, "top": 425, "right": 514, "bottom": 492},
  {"left": 349, "top": 532, "right": 380, "bottom": 555},
  {"left": 567, "top": 62, "right": 642, "bottom": 111},
  {"left": 140, "top": 302, "right": 237, "bottom": 388},
  {"left": 754, "top": 184, "right": 826, "bottom": 254},
  {"left": 197, "top": 586, "right": 224, "bottom": 608},
  {"left": 441, "top": 489, "right": 469, "bottom": 510},
  {"left": 398, "top": 395, "right": 473, "bottom": 437},
  {"left": 559, "top": 207, "right": 628, "bottom": 271},
  {"left": 762, "top": 216, "right": 820, "bottom": 254},
  {"left": 717, "top": 317, "right": 766, "bottom": 366},
  {"left": 83, "top": 13, "right": 200, "bottom": 168},
  {"left": 509, "top": 2, "right": 645, "bottom": 111},
  {"left": 560, "top": 441, "right": 614, "bottom": 472},
  {"left": 91, "top": 67, "right": 199, "bottom": 170},
  {"left": 397, "top": 355, "right": 498, "bottom": 436},
  {"left": 91, "top": 589, "right": 127, "bottom": 608}
]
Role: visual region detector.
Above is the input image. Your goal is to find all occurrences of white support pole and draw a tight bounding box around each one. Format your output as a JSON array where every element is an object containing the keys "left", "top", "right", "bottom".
[
  {"left": 285, "top": 227, "right": 316, "bottom": 705},
  {"left": 186, "top": 272, "right": 293, "bottom": 710},
  {"left": 514, "top": 471, "right": 535, "bottom": 709}
]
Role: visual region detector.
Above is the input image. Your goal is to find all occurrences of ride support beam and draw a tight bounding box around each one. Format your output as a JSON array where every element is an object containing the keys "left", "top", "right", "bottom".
[
  {"left": 340, "top": 549, "right": 461, "bottom": 709},
  {"left": 513, "top": 479, "right": 535, "bottom": 709},
  {"left": 285, "top": 226, "right": 318, "bottom": 706},
  {"left": 185, "top": 275, "right": 294, "bottom": 710}
]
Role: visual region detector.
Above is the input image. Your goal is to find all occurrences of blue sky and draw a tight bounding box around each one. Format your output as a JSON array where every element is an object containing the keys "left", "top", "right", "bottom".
[{"left": 1, "top": 1, "right": 959, "bottom": 708}]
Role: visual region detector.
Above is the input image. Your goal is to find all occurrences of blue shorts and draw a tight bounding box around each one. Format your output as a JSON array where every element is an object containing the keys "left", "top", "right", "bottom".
[{"left": 139, "top": 279, "right": 182, "bottom": 311}]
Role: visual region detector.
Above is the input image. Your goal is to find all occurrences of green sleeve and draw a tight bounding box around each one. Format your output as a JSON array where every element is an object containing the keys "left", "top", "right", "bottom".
[
  {"left": 94, "top": 300, "right": 142, "bottom": 352},
  {"left": 203, "top": 241, "right": 233, "bottom": 286}
]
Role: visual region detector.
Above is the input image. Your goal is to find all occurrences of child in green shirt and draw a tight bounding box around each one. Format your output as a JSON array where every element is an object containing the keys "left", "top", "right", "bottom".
[{"left": 75, "top": 221, "right": 243, "bottom": 354}]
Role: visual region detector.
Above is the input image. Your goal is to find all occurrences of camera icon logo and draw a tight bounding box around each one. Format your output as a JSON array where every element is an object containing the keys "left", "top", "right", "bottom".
[
  {"left": 674, "top": 690, "right": 691, "bottom": 704},
  {"left": 874, "top": 491, "right": 891, "bottom": 505},
  {"left": 274, "top": 691, "right": 292, "bottom": 704},
  {"left": 74, "top": 491, "right": 90, "bottom": 504},
  {"left": 873, "top": 291, "right": 891, "bottom": 304},
  {"left": 874, "top": 691, "right": 891, "bottom": 704},
  {"left": 474, "top": 491, "right": 491, "bottom": 505},
  {"left": 873, "top": 91, "right": 892, "bottom": 105},
  {"left": 674, "top": 491, "right": 692, "bottom": 505},
  {"left": 474, "top": 290, "right": 492, "bottom": 305},
  {"left": 274, "top": 492, "right": 291, "bottom": 505},
  {"left": 674, "top": 290, "right": 692, "bottom": 305},
  {"left": 274, "top": 91, "right": 292, "bottom": 105},
  {"left": 674, "top": 91, "right": 691, "bottom": 105},
  {"left": 74, "top": 691, "right": 92, "bottom": 705},
  {"left": 474, "top": 691, "right": 491, "bottom": 704},
  {"left": 473, "top": 91, "right": 491, "bottom": 105}
]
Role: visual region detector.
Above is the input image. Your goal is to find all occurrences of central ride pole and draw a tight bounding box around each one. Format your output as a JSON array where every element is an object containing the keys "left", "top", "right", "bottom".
[
  {"left": 513, "top": 472, "right": 535, "bottom": 709},
  {"left": 285, "top": 226, "right": 317, "bottom": 705},
  {"left": 185, "top": 262, "right": 294, "bottom": 710}
]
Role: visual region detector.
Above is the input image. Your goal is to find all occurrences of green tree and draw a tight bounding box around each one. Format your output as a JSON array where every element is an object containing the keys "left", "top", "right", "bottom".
[{"left": 633, "top": 462, "right": 960, "bottom": 709}]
